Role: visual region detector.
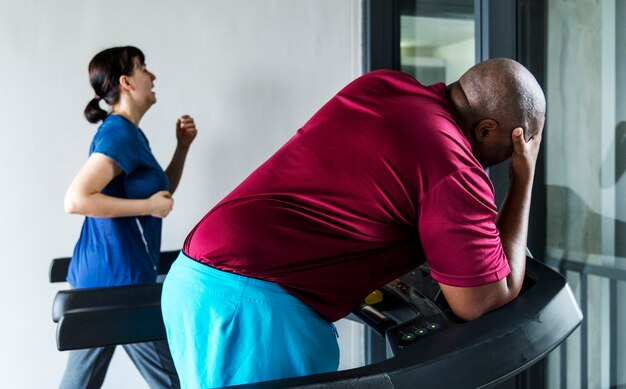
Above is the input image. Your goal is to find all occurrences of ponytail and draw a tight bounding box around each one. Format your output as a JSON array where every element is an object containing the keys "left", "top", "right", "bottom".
[{"left": 84, "top": 96, "right": 108, "bottom": 123}]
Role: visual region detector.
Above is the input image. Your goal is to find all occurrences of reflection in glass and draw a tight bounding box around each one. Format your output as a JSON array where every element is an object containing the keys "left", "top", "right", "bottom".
[{"left": 399, "top": 1, "right": 474, "bottom": 85}]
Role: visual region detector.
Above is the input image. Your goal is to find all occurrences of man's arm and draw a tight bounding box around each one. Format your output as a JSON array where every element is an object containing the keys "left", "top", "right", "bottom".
[{"left": 438, "top": 127, "right": 542, "bottom": 321}]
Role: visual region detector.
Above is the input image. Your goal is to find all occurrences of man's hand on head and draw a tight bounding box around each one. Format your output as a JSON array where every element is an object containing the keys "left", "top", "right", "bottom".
[{"left": 509, "top": 127, "right": 542, "bottom": 184}]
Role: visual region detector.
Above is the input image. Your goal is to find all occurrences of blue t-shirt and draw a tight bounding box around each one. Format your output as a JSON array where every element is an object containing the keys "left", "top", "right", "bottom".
[{"left": 67, "top": 115, "right": 169, "bottom": 288}]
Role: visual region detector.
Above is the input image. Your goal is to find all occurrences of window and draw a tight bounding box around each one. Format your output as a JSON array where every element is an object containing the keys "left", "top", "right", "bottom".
[
  {"left": 399, "top": 0, "right": 474, "bottom": 85},
  {"left": 545, "top": 1, "right": 626, "bottom": 387}
]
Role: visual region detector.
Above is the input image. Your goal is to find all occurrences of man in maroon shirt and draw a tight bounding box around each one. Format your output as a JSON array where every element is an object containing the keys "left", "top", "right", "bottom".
[{"left": 161, "top": 58, "right": 546, "bottom": 388}]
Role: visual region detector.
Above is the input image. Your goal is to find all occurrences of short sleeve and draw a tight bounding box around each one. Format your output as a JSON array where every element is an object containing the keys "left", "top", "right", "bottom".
[
  {"left": 419, "top": 167, "right": 510, "bottom": 287},
  {"left": 91, "top": 122, "right": 140, "bottom": 174}
]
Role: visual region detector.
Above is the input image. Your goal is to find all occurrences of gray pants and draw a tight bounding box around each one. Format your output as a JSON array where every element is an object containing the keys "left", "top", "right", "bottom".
[{"left": 59, "top": 340, "right": 180, "bottom": 389}]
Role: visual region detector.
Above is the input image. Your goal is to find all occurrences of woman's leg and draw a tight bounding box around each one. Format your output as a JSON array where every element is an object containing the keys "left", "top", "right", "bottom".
[
  {"left": 123, "top": 340, "right": 180, "bottom": 389},
  {"left": 58, "top": 347, "right": 115, "bottom": 389}
]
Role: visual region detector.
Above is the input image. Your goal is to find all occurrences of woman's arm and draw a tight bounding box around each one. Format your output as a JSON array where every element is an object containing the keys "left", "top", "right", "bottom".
[
  {"left": 64, "top": 152, "right": 173, "bottom": 218},
  {"left": 165, "top": 115, "right": 197, "bottom": 194}
]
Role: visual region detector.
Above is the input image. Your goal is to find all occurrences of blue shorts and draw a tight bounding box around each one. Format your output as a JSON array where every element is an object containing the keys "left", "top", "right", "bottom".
[{"left": 161, "top": 252, "right": 339, "bottom": 388}]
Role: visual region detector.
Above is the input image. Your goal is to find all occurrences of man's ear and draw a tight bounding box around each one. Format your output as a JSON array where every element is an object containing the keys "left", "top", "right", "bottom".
[{"left": 473, "top": 119, "right": 498, "bottom": 142}]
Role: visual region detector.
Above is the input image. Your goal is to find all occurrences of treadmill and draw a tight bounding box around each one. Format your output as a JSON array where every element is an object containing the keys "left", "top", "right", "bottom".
[{"left": 50, "top": 251, "right": 582, "bottom": 388}]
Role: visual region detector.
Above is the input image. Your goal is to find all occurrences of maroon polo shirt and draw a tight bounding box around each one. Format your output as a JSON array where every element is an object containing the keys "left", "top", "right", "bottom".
[{"left": 184, "top": 69, "right": 510, "bottom": 322}]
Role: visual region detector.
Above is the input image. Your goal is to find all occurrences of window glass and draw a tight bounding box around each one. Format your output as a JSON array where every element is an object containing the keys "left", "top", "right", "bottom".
[
  {"left": 545, "top": 1, "right": 626, "bottom": 387},
  {"left": 399, "top": 0, "right": 474, "bottom": 85}
]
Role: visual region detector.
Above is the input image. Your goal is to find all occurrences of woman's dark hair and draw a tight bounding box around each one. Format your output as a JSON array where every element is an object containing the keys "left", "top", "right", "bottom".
[{"left": 84, "top": 46, "right": 145, "bottom": 123}]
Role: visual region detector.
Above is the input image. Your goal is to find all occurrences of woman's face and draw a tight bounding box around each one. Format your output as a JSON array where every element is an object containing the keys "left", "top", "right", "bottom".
[{"left": 127, "top": 58, "right": 157, "bottom": 108}]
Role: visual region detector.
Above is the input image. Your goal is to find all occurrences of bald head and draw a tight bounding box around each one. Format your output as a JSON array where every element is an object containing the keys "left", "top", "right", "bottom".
[
  {"left": 449, "top": 58, "right": 546, "bottom": 166},
  {"left": 460, "top": 58, "right": 545, "bottom": 137}
]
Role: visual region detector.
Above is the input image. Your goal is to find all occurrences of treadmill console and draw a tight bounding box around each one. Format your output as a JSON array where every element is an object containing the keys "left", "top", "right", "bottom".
[
  {"left": 360, "top": 261, "right": 540, "bottom": 355},
  {"left": 378, "top": 263, "right": 454, "bottom": 354}
]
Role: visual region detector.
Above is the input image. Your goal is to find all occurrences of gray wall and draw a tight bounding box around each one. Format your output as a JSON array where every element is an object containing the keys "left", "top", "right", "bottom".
[{"left": 0, "top": 1, "right": 362, "bottom": 387}]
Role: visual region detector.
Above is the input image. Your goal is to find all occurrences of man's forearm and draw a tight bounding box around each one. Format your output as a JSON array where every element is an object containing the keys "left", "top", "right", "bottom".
[{"left": 496, "top": 177, "right": 533, "bottom": 295}]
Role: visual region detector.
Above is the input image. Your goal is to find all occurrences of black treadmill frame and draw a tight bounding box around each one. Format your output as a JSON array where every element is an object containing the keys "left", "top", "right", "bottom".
[{"left": 51, "top": 254, "right": 581, "bottom": 388}]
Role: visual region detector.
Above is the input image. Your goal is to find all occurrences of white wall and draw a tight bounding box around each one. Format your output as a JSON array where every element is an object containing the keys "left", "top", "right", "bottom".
[{"left": 0, "top": 1, "right": 362, "bottom": 387}]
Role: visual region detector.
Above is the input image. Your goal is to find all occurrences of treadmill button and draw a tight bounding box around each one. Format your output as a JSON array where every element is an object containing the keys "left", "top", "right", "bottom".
[
  {"left": 427, "top": 322, "right": 440, "bottom": 330},
  {"left": 402, "top": 334, "right": 415, "bottom": 341},
  {"left": 414, "top": 327, "right": 428, "bottom": 336}
]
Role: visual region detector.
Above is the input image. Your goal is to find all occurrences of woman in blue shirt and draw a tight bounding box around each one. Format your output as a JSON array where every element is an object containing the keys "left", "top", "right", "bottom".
[{"left": 60, "top": 46, "right": 197, "bottom": 389}]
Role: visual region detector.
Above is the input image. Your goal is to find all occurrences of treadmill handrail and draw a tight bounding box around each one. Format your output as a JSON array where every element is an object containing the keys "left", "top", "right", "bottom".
[
  {"left": 52, "top": 283, "right": 162, "bottom": 322},
  {"left": 56, "top": 302, "right": 165, "bottom": 351}
]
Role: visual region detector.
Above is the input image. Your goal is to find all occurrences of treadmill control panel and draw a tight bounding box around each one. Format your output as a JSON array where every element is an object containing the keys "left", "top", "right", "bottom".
[
  {"left": 389, "top": 315, "right": 447, "bottom": 349},
  {"left": 362, "top": 263, "right": 458, "bottom": 354}
]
